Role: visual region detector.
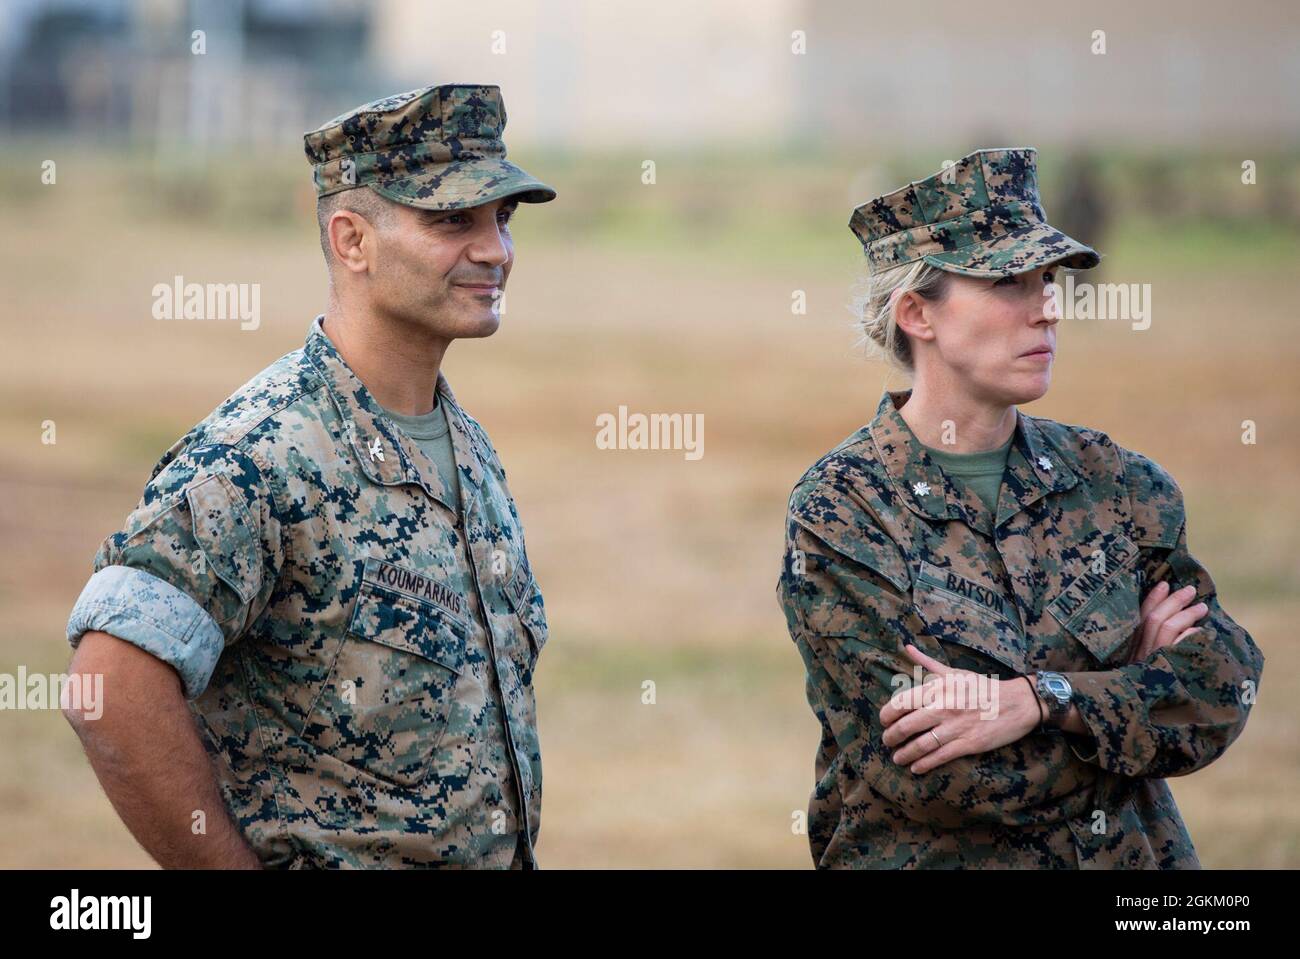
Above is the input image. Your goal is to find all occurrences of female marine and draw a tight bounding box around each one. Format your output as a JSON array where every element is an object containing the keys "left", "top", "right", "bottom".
[{"left": 777, "top": 148, "right": 1263, "bottom": 868}]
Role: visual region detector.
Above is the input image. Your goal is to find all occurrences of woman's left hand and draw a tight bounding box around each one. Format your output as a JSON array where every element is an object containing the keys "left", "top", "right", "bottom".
[{"left": 879, "top": 645, "right": 1042, "bottom": 774}]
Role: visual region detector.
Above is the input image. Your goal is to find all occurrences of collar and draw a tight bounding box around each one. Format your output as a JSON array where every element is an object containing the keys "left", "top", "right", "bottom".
[
  {"left": 868, "top": 389, "right": 1078, "bottom": 532},
  {"left": 303, "top": 315, "right": 487, "bottom": 512}
]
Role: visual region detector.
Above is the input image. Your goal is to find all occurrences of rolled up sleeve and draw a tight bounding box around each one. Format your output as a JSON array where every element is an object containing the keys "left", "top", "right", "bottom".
[
  {"left": 66, "top": 443, "right": 284, "bottom": 699},
  {"left": 66, "top": 565, "right": 226, "bottom": 699}
]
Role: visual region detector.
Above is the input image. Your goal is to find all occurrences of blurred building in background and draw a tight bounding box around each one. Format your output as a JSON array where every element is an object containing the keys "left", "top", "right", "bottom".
[
  {"left": 1, "top": 0, "right": 1296, "bottom": 149},
  {"left": 0, "top": 0, "right": 372, "bottom": 149},
  {"left": 799, "top": 0, "right": 1300, "bottom": 150}
]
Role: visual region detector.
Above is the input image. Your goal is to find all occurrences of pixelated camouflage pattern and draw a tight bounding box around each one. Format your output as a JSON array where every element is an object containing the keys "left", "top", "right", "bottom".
[
  {"left": 86, "top": 316, "right": 547, "bottom": 868},
  {"left": 849, "top": 148, "right": 1101, "bottom": 277},
  {"left": 304, "top": 84, "right": 556, "bottom": 210},
  {"left": 67, "top": 564, "right": 228, "bottom": 698},
  {"left": 777, "top": 390, "right": 1263, "bottom": 868}
]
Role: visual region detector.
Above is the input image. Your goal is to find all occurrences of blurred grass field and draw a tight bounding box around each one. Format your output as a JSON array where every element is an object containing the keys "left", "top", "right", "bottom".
[{"left": 1, "top": 144, "right": 1297, "bottom": 868}]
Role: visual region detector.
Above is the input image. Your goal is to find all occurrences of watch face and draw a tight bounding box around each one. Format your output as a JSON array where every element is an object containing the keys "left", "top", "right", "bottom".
[{"left": 1045, "top": 676, "right": 1070, "bottom": 699}]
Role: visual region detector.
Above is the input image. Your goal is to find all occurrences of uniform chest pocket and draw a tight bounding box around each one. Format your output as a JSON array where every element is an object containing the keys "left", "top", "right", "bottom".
[
  {"left": 504, "top": 554, "right": 547, "bottom": 684},
  {"left": 911, "top": 561, "right": 1027, "bottom": 675},
  {"left": 1048, "top": 563, "right": 1141, "bottom": 666},
  {"left": 304, "top": 571, "right": 467, "bottom": 789}
]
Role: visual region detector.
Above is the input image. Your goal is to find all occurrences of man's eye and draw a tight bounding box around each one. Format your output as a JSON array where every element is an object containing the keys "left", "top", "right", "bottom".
[
  {"left": 994, "top": 275, "right": 1017, "bottom": 287},
  {"left": 1043, "top": 270, "right": 1056, "bottom": 284}
]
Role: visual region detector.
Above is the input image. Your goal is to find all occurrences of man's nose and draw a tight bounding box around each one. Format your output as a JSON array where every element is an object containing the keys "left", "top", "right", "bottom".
[{"left": 467, "top": 221, "right": 510, "bottom": 267}]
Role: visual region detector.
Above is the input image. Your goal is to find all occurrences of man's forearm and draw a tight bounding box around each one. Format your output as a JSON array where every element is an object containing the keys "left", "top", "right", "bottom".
[{"left": 64, "top": 631, "right": 261, "bottom": 869}]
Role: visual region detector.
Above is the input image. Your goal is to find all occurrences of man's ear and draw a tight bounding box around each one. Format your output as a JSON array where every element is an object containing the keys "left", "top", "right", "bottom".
[
  {"left": 893, "top": 291, "right": 935, "bottom": 345},
  {"left": 328, "top": 210, "right": 373, "bottom": 276}
]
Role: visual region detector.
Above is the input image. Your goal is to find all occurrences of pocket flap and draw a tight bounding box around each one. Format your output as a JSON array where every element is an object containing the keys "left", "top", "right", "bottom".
[
  {"left": 349, "top": 561, "right": 467, "bottom": 674},
  {"left": 504, "top": 552, "right": 548, "bottom": 656},
  {"left": 1052, "top": 570, "right": 1141, "bottom": 665},
  {"left": 186, "top": 472, "right": 261, "bottom": 604},
  {"left": 1046, "top": 533, "right": 1141, "bottom": 664},
  {"left": 912, "top": 561, "right": 1026, "bottom": 674}
]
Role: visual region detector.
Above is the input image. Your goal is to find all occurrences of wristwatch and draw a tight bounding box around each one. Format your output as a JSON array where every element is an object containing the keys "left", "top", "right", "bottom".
[{"left": 1034, "top": 671, "right": 1073, "bottom": 729}]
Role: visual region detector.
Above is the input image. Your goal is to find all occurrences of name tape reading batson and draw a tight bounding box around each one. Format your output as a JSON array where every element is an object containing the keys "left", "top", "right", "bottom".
[
  {"left": 918, "top": 561, "right": 1015, "bottom": 620},
  {"left": 367, "top": 560, "right": 465, "bottom": 620},
  {"left": 1048, "top": 534, "right": 1138, "bottom": 624}
]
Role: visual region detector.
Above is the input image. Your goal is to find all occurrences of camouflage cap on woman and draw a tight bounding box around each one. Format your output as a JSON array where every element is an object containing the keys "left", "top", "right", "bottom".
[
  {"left": 304, "top": 84, "right": 556, "bottom": 210},
  {"left": 850, "top": 148, "right": 1099, "bottom": 277}
]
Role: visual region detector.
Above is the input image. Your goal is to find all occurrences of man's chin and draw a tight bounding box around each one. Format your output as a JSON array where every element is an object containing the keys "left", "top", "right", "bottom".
[
  {"left": 456, "top": 312, "right": 503, "bottom": 339},
  {"left": 414, "top": 306, "right": 501, "bottom": 340}
]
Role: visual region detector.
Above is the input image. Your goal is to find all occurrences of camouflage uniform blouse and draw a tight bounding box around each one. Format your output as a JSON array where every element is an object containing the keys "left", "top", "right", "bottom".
[
  {"left": 67, "top": 316, "right": 548, "bottom": 869},
  {"left": 778, "top": 390, "right": 1263, "bottom": 868}
]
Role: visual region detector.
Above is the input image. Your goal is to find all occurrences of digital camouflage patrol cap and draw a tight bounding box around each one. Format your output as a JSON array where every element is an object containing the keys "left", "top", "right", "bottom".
[
  {"left": 849, "top": 148, "right": 1099, "bottom": 277},
  {"left": 304, "top": 83, "right": 556, "bottom": 210}
]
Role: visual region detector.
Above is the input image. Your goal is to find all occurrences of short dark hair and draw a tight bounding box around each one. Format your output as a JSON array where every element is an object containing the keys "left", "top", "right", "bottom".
[{"left": 316, "top": 187, "right": 398, "bottom": 268}]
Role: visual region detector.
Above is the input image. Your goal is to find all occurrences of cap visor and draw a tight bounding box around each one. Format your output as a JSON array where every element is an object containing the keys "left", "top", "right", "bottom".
[
  {"left": 370, "top": 157, "right": 556, "bottom": 211},
  {"left": 922, "top": 220, "right": 1100, "bottom": 277}
]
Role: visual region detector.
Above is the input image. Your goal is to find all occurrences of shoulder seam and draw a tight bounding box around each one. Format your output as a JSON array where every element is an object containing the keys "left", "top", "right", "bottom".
[
  {"left": 787, "top": 469, "right": 910, "bottom": 593},
  {"left": 182, "top": 441, "right": 294, "bottom": 575},
  {"left": 1117, "top": 446, "right": 1185, "bottom": 549},
  {"left": 207, "top": 376, "right": 325, "bottom": 449}
]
